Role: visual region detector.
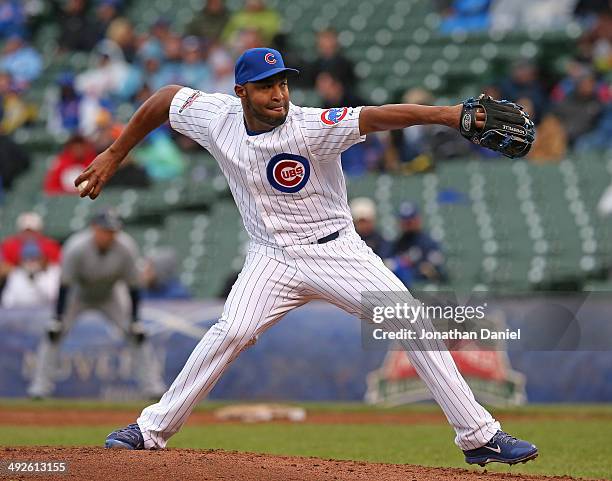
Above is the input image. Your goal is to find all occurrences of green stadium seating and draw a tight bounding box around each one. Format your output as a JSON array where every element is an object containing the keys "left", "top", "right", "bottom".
[{"left": 3, "top": 0, "right": 610, "bottom": 297}]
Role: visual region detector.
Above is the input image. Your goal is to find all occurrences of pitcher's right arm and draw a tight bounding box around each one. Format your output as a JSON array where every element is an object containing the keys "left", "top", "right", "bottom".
[{"left": 75, "top": 84, "right": 183, "bottom": 199}]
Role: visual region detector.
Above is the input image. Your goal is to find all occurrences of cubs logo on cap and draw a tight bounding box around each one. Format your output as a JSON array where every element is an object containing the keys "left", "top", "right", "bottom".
[
  {"left": 235, "top": 47, "right": 299, "bottom": 85},
  {"left": 267, "top": 153, "right": 310, "bottom": 193},
  {"left": 320, "top": 107, "right": 348, "bottom": 125}
]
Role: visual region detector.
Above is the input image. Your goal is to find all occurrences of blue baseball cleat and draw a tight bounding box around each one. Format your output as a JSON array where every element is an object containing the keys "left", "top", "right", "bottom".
[
  {"left": 105, "top": 423, "right": 145, "bottom": 450},
  {"left": 463, "top": 430, "right": 538, "bottom": 467}
]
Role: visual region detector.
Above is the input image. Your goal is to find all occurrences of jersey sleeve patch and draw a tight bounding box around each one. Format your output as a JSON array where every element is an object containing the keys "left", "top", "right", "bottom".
[
  {"left": 178, "top": 90, "right": 203, "bottom": 113},
  {"left": 320, "top": 107, "right": 348, "bottom": 125}
]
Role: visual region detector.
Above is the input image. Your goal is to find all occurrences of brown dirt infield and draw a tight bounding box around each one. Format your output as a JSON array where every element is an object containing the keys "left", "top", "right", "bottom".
[
  {"left": 1, "top": 407, "right": 610, "bottom": 427},
  {"left": 0, "top": 446, "right": 587, "bottom": 481},
  {"left": 1, "top": 408, "right": 607, "bottom": 481},
  {"left": 0, "top": 408, "right": 448, "bottom": 427}
]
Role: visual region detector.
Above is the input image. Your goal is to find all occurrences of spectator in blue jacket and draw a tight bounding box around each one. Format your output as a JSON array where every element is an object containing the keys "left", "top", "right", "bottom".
[
  {"left": 350, "top": 197, "right": 391, "bottom": 258},
  {"left": 499, "top": 59, "right": 547, "bottom": 121},
  {"left": 0, "top": 0, "right": 23, "bottom": 39},
  {"left": 141, "top": 247, "right": 191, "bottom": 300},
  {"left": 0, "top": 35, "right": 42, "bottom": 90},
  {"left": 390, "top": 202, "right": 448, "bottom": 285},
  {"left": 178, "top": 36, "right": 213, "bottom": 92},
  {"left": 46, "top": 72, "right": 83, "bottom": 137}
]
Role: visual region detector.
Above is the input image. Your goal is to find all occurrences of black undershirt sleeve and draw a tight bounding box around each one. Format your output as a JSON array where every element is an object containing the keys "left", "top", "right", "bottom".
[
  {"left": 55, "top": 284, "right": 69, "bottom": 319},
  {"left": 129, "top": 287, "right": 140, "bottom": 323}
]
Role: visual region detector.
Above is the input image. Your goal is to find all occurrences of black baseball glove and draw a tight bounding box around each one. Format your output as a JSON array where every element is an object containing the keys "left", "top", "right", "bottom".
[{"left": 460, "top": 94, "right": 535, "bottom": 159}]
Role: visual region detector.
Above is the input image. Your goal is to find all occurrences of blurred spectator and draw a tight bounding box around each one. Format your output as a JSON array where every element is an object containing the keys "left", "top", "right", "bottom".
[
  {"left": 178, "top": 36, "right": 213, "bottom": 91},
  {"left": 233, "top": 27, "right": 265, "bottom": 54},
  {"left": 551, "top": 60, "right": 595, "bottom": 101},
  {"left": 390, "top": 202, "right": 447, "bottom": 285},
  {"left": 79, "top": 96, "right": 110, "bottom": 138},
  {"left": 386, "top": 88, "right": 470, "bottom": 172},
  {"left": 90, "top": 108, "right": 123, "bottom": 152},
  {"left": 45, "top": 72, "right": 83, "bottom": 138},
  {"left": 208, "top": 42, "right": 235, "bottom": 94},
  {"left": 133, "top": 82, "right": 153, "bottom": 107},
  {"left": 0, "top": 34, "right": 42, "bottom": 90},
  {"left": 75, "top": 39, "right": 131, "bottom": 100},
  {"left": 316, "top": 71, "right": 367, "bottom": 109},
  {"left": 0, "top": 0, "right": 24, "bottom": 39},
  {"left": 553, "top": 72, "right": 604, "bottom": 145},
  {"left": 576, "top": 7, "right": 612, "bottom": 72},
  {"left": 0, "top": 70, "right": 36, "bottom": 134},
  {"left": 222, "top": 0, "right": 280, "bottom": 46},
  {"left": 20, "top": 0, "right": 48, "bottom": 33},
  {"left": 575, "top": 106, "right": 612, "bottom": 151},
  {"left": 0, "top": 134, "right": 31, "bottom": 190},
  {"left": 440, "top": 0, "right": 491, "bottom": 33},
  {"left": 87, "top": 110, "right": 151, "bottom": 187},
  {"left": 1, "top": 240, "right": 60, "bottom": 308},
  {"left": 548, "top": 59, "right": 612, "bottom": 151},
  {"left": 157, "top": 34, "right": 184, "bottom": 87},
  {"left": 93, "top": 0, "right": 120, "bottom": 42},
  {"left": 499, "top": 60, "right": 547, "bottom": 120},
  {"left": 150, "top": 18, "right": 173, "bottom": 45},
  {"left": 106, "top": 17, "right": 137, "bottom": 63},
  {"left": 350, "top": 197, "right": 390, "bottom": 257},
  {"left": 307, "top": 29, "right": 356, "bottom": 88},
  {"left": 141, "top": 247, "right": 191, "bottom": 299},
  {"left": 490, "top": 0, "right": 577, "bottom": 32},
  {"left": 133, "top": 20, "right": 171, "bottom": 80},
  {"left": 57, "top": 0, "right": 98, "bottom": 52},
  {"left": 44, "top": 134, "right": 96, "bottom": 195},
  {"left": 134, "top": 127, "right": 186, "bottom": 180},
  {"left": 106, "top": 157, "right": 151, "bottom": 188},
  {"left": 482, "top": 84, "right": 502, "bottom": 99},
  {"left": 0, "top": 212, "right": 61, "bottom": 267},
  {"left": 342, "top": 134, "right": 385, "bottom": 176},
  {"left": 315, "top": 72, "right": 382, "bottom": 175},
  {"left": 597, "top": 180, "right": 612, "bottom": 216},
  {"left": 519, "top": 96, "right": 568, "bottom": 162},
  {"left": 186, "top": 0, "right": 230, "bottom": 42},
  {"left": 270, "top": 31, "right": 303, "bottom": 83},
  {"left": 131, "top": 43, "right": 166, "bottom": 92}
]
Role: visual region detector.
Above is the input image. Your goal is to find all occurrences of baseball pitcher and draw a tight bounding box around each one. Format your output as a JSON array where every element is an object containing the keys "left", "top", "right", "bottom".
[{"left": 75, "top": 48, "right": 536, "bottom": 467}]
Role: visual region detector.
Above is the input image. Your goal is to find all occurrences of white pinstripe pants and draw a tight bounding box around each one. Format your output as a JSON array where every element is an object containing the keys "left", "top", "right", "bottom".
[{"left": 137, "top": 228, "right": 500, "bottom": 450}]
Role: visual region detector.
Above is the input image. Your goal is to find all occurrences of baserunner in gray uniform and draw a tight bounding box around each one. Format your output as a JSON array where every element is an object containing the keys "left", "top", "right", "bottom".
[{"left": 28, "top": 208, "right": 166, "bottom": 399}]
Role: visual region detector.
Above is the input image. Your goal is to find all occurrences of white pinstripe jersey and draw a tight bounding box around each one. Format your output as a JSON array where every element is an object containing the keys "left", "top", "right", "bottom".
[{"left": 169, "top": 87, "right": 365, "bottom": 247}]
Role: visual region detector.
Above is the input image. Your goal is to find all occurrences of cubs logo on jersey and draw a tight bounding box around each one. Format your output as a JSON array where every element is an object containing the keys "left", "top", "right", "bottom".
[
  {"left": 320, "top": 107, "right": 348, "bottom": 125},
  {"left": 267, "top": 153, "right": 310, "bottom": 193}
]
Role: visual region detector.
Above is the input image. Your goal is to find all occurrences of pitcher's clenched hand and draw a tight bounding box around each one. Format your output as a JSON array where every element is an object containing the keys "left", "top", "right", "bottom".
[{"left": 74, "top": 149, "right": 123, "bottom": 200}]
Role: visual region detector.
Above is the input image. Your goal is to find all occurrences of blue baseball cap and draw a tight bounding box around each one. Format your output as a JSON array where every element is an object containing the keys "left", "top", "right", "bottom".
[
  {"left": 57, "top": 71, "right": 75, "bottom": 86},
  {"left": 235, "top": 48, "right": 299, "bottom": 85},
  {"left": 91, "top": 207, "right": 122, "bottom": 231},
  {"left": 398, "top": 202, "right": 420, "bottom": 220}
]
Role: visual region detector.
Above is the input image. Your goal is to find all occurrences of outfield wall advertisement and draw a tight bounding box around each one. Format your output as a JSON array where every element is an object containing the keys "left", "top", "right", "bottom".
[{"left": 0, "top": 297, "right": 611, "bottom": 402}]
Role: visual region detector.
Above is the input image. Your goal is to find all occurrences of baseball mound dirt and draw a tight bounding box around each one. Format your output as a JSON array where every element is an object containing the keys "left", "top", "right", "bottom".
[{"left": 0, "top": 447, "right": 592, "bottom": 481}]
